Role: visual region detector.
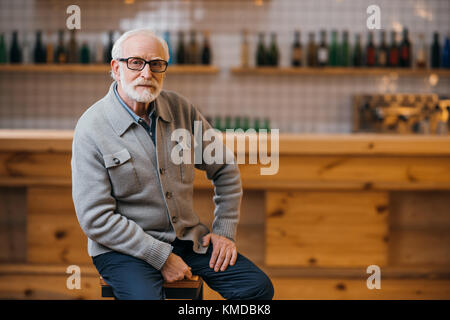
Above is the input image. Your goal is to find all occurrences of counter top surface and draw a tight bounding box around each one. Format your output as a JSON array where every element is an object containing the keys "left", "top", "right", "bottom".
[{"left": 1, "top": 129, "right": 449, "bottom": 155}]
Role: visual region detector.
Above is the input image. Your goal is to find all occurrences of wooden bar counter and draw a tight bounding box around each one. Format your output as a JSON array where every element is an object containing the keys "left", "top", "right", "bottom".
[{"left": 1, "top": 129, "right": 450, "bottom": 299}]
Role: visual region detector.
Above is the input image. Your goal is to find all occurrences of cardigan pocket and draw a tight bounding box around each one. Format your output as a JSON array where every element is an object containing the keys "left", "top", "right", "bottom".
[{"left": 103, "top": 148, "right": 141, "bottom": 198}]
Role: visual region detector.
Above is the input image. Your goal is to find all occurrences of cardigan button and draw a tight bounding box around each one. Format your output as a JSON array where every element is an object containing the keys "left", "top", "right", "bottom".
[
  {"left": 159, "top": 167, "right": 166, "bottom": 175},
  {"left": 166, "top": 191, "right": 172, "bottom": 199},
  {"left": 113, "top": 158, "right": 120, "bottom": 165},
  {"left": 172, "top": 216, "right": 178, "bottom": 223}
]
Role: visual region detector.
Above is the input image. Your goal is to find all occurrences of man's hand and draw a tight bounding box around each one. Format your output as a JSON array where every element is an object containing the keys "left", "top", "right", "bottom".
[
  {"left": 202, "top": 233, "right": 237, "bottom": 272},
  {"left": 161, "top": 253, "right": 193, "bottom": 283}
]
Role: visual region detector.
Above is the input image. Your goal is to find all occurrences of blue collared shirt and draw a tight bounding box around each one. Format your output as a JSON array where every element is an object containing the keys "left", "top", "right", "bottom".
[{"left": 113, "top": 83, "right": 156, "bottom": 144}]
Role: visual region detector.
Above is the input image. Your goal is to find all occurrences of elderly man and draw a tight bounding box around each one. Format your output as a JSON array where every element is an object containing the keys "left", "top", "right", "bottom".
[{"left": 71, "top": 29, "right": 273, "bottom": 300}]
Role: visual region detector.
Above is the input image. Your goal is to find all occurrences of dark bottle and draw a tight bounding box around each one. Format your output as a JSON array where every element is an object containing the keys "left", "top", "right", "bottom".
[
  {"left": 54, "top": 30, "right": 67, "bottom": 63},
  {"left": 307, "top": 32, "right": 318, "bottom": 67},
  {"left": 67, "top": 29, "right": 79, "bottom": 63},
  {"left": 188, "top": 30, "right": 199, "bottom": 64},
  {"left": 201, "top": 30, "right": 212, "bottom": 65},
  {"left": 366, "top": 31, "right": 376, "bottom": 67},
  {"left": 329, "top": 30, "right": 339, "bottom": 66},
  {"left": 256, "top": 32, "right": 267, "bottom": 66},
  {"left": 9, "top": 31, "right": 22, "bottom": 64},
  {"left": 388, "top": 30, "right": 399, "bottom": 67},
  {"left": 399, "top": 28, "right": 411, "bottom": 68},
  {"left": 268, "top": 33, "right": 279, "bottom": 66},
  {"left": 415, "top": 33, "right": 427, "bottom": 68},
  {"left": 317, "top": 30, "right": 328, "bottom": 67},
  {"left": 377, "top": 30, "right": 389, "bottom": 67},
  {"left": 340, "top": 30, "right": 350, "bottom": 67},
  {"left": 176, "top": 31, "right": 186, "bottom": 64},
  {"left": 431, "top": 32, "right": 441, "bottom": 68},
  {"left": 104, "top": 31, "right": 114, "bottom": 64},
  {"left": 224, "top": 116, "right": 233, "bottom": 130},
  {"left": 0, "top": 33, "right": 6, "bottom": 63},
  {"left": 33, "top": 31, "right": 46, "bottom": 63},
  {"left": 442, "top": 35, "right": 450, "bottom": 69},
  {"left": 352, "top": 34, "right": 363, "bottom": 67},
  {"left": 242, "top": 116, "right": 250, "bottom": 131},
  {"left": 80, "top": 42, "right": 90, "bottom": 64},
  {"left": 163, "top": 31, "right": 172, "bottom": 65},
  {"left": 291, "top": 30, "right": 302, "bottom": 67}
]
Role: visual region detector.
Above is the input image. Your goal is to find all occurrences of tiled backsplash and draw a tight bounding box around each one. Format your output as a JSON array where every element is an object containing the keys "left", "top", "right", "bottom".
[{"left": 0, "top": 0, "right": 449, "bottom": 132}]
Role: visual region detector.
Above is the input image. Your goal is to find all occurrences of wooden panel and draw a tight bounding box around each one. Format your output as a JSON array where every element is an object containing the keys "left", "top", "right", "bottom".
[
  {"left": 27, "top": 186, "right": 89, "bottom": 264},
  {"left": 272, "top": 277, "right": 450, "bottom": 300},
  {"left": 0, "top": 264, "right": 101, "bottom": 300},
  {"left": 389, "top": 192, "right": 450, "bottom": 266},
  {"left": 266, "top": 191, "right": 389, "bottom": 267},
  {"left": 0, "top": 152, "right": 70, "bottom": 180},
  {"left": 0, "top": 187, "right": 26, "bottom": 262}
]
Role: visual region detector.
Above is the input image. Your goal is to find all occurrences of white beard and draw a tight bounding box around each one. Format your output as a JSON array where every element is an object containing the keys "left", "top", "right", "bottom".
[{"left": 119, "top": 65, "right": 162, "bottom": 103}]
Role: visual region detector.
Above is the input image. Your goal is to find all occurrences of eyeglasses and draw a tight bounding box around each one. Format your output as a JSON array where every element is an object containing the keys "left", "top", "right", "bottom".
[{"left": 118, "top": 57, "right": 168, "bottom": 73}]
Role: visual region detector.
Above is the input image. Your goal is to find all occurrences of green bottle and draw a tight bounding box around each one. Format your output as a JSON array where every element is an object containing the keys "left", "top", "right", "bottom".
[
  {"left": 329, "top": 30, "right": 339, "bottom": 66},
  {"left": 225, "top": 116, "right": 233, "bottom": 131},
  {"left": 254, "top": 118, "right": 261, "bottom": 131},
  {"left": 80, "top": 42, "right": 90, "bottom": 64},
  {"left": 268, "top": 33, "right": 279, "bottom": 66},
  {"left": 234, "top": 116, "right": 242, "bottom": 130},
  {"left": 263, "top": 118, "right": 271, "bottom": 132},
  {"left": 214, "top": 115, "right": 223, "bottom": 131},
  {"left": 256, "top": 32, "right": 267, "bottom": 66},
  {"left": 0, "top": 33, "right": 7, "bottom": 63},
  {"left": 242, "top": 117, "right": 250, "bottom": 131},
  {"left": 340, "top": 30, "right": 350, "bottom": 67}
]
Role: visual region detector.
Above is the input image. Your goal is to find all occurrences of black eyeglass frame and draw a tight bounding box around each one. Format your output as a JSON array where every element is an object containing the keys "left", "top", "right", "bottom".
[{"left": 118, "top": 57, "right": 169, "bottom": 73}]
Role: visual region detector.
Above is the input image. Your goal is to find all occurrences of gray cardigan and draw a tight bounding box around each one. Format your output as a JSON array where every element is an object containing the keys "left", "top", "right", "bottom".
[{"left": 71, "top": 82, "right": 242, "bottom": 270}]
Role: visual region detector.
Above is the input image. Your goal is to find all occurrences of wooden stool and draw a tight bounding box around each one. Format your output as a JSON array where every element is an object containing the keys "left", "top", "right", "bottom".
[{"left": 99, "top": 276, "right": 203, "bottom": 300}]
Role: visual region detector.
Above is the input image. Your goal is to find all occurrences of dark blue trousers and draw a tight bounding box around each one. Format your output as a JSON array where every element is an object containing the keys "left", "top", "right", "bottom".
[{"left": 93, "top": 238, "right": 274, "bottom": 300}]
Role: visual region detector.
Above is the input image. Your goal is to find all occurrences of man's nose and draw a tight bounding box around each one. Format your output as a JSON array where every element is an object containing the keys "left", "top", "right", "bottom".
[{"left": 140, "top": 62, "right": 153, "bottom": 79}]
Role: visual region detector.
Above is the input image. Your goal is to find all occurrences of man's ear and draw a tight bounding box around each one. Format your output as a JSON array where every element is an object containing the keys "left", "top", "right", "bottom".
[{"left": 111, "top": 59, "right": 120, "bottom": 80}]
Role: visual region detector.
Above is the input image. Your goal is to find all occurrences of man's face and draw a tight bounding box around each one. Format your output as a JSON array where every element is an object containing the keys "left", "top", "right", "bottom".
[{"left": 112, "top": 34, "right": 166, "bottom": 103}]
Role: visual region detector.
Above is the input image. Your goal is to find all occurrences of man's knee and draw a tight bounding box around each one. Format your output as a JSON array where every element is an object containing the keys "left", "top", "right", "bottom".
[{"left": 240, "top": 272, "right": 274, "bottom": 300}]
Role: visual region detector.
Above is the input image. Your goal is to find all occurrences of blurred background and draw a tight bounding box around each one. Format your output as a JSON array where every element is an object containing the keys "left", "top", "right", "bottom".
[{"left": 0, "top": 0, "right": 449, "bottom": 299}]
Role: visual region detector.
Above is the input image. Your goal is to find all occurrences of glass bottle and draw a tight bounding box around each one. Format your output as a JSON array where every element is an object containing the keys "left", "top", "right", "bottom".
[
  {"left": 307, "top": 32, "right": 318, "bottom": 67},
  {"left": 104, "top": 31, "right": 114, "bottom": 64},
  {"left": 256, "top": 32, "right": 267, "bottom": 67},
  {"left": 163, "top": 31, "right": 172, "bottom": 65},
  {"left": 399, "top": 28, "right": 411, "bottom": 68},
  {"left": 0, "top": 33, "right": 7, "bottom": 63},
  {"left": 54, "top": 29, "right": 67, "bottom": 64},
  {"left": 176, "top": 31, "right": 186, "bottom": 65},
  {"left": 268, "top": 32, "right": 279, "bottom": 66},
  {"left": 291, "top": 30, "right": 302, "bottom": 67},
  {"left": 329, "top": 30, "right": 338, "bottom": 66},
  {"left": 317, "top": 30, "right": 328, "bottom": 67},
  {"left": 201, "top": 30, "right": 212, "bottom": 65},
  {"left": 415, "top": 33, "right": 427, "bottom": 68},
  {"left": 388, "top": 30, "right": 399, "bottom": 67},
  {"left": 241, "top": 29, "right": 249, "bottom": 68},
  {"left": 366, "top": 31, "right": 376, "bottom": 67},
  {"left": 10, "top": 30, "right": 22, "bottom": 64},
  {"left": 67, "top": 29, "right": 79, "bottom": 63},
  {"left": 80, "top": 41, "right": 90, "bottom": 64},
  {"left": 442, "top": 34, "right": 450, "bottom": 69},
  {"left": 340, "top": 30, "right": 350, "bottom": 67},
  {"left": 352, "top": 33, "right": 363, "bottom": 67},
  {"left": 431, "top": 32, "right": 441, "bottom": 68},
  {"left": 377, "top": 30, "right": 388, "bottom": 67},
  {"left": 188, "top": 30, "right": 199, "bottom": 64},
  {"left": 33, "top": 30, "right": 46, "bottom": 63}
]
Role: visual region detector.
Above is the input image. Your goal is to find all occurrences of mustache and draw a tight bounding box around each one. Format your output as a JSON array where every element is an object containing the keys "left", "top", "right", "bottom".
[{"left": 133, "top": 78, "right": 159, "bottom": 87}]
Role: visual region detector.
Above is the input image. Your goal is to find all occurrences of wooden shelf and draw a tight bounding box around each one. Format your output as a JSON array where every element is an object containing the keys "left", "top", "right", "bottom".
[
  {"left": 231, "top": 66, "right": 450, "bottom": 77},
  {"left": 0, "top": 64, "right": 220, "bottom": 74}
]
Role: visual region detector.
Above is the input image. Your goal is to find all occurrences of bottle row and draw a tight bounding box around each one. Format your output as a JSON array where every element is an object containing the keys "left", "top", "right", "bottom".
[
  {"left": 0, "top": 30, "right": 213, "bottom": 65},
  {"left": 244, "top": 29, "right": 450, "bottom": 69},
  {"left": 205, "top": 115, "right": 271, "bottom": 132}
]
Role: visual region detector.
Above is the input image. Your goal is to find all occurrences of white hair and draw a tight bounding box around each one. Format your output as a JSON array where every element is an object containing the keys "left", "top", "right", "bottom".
[{"left": 110, "top": 28, "right": 170, "bottom": 81}]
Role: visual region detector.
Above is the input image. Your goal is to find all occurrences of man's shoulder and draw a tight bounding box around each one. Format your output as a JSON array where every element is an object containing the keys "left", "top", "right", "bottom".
[{"left": 73, "top": 96, "right": 109, "bottom": 139}]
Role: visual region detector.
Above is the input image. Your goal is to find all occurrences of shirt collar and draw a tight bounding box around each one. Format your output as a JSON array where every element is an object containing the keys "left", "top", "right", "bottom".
[{"left": 113, "top": 82, "right": 155, "bottom": 123}]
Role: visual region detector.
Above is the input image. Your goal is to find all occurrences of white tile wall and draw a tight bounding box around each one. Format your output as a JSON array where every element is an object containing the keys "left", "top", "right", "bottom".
[{"left": 0, "top": 0, "right": 449, "bottom": 132}]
